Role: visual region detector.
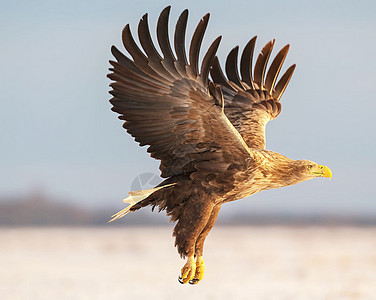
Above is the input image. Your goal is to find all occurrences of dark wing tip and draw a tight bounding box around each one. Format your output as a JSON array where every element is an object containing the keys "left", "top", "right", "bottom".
[
  {"left": 273, "top": 64, "right": 296, "bottom": 101},
  {"left": 174, "top": 9, "right": 189, "bottom": 68},
  {"left": 121, "top": 24, "right": 132, "bottom": 46},
  {"left": 180, "top": 9, "right": 189, "bottom": 20},
  {"left": 123, "top": 23, "right": 130, "bottom": 32},
  {"left": 157, "top": 5, "right": 177, "bottom": 65},
  {"left": 163, "top": 5, "right": 171, "bottom": 12},
  {"left": 110, "top": 45, "right": 118, "bottom": 55},
  {"left": 225, "top": 46, "right": 244, "bottom": 88},
  {"left": 210, "top": 56, "right": 232, "bottom": 90},
  {"left": 240, "top": 36, "right": 257, "bottom": 87},
  {"left": 202, "top": 13, "right": 210, "bottom": 21},
  {"left": 199, "top": 35, "right": 222, "bottom": 86},
  {"left": 253, "top": 40, "right": 275, "bottom": 89},
  {"left": 188, "top": 12, "right": 211, "bottom": 78},
  {"left": 159, "top": 6, "right": 171, "bottom": 22},
  {"left": 264, "top": 44, "right": 291, "bottom": 92}
]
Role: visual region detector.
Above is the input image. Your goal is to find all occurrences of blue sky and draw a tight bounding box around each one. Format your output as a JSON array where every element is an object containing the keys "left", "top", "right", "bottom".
[{"left": 1, "top": 0, "right": 375, "bottom": 217}]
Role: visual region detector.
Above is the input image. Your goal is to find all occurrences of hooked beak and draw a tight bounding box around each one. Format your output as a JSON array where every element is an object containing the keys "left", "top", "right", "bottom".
[{"left": 310, "top": 165, "right": 332, "bottom": 179}]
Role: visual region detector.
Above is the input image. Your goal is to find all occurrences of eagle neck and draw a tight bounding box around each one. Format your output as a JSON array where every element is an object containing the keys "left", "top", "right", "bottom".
[{"left": 253, "top": 150, "right": 306, "bottom": 188}]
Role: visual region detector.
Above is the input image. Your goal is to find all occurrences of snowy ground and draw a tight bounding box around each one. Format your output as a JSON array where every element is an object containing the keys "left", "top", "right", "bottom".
[{"left": 1, "top": 226, "right": 376, "bottom": 300}]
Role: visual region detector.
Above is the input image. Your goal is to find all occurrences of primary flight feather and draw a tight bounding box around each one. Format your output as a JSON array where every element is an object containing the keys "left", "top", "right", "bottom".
[{"left": 107, "top": 6, "right": 332, "bottom": 284}]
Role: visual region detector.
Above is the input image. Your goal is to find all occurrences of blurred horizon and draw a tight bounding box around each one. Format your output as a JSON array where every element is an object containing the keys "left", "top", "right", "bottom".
[
  {"left": 1, "top": 191, "right": 376, "bottom": 227},
  {"left": 1, "top": 0, "right": 376, "bottom": 221}
]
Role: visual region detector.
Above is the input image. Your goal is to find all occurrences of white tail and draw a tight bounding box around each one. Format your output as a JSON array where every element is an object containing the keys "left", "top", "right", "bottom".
[{"left": 108, "top": 183, "right": 176, "bottom": 223}]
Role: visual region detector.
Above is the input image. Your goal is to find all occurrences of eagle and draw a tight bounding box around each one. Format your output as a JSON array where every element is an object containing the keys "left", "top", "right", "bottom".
[{"left": 107, "top": 6, "right": 332, "bottom": 284}]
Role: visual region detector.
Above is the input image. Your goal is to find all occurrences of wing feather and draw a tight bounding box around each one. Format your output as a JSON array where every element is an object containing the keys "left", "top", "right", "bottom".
[
  {"left": 156, "top": 6, "right": 181, "bottom": 79},
  {"left": 174, "top": 9, "right": 189, "bottom": 76},
  {"left": 273, "top": 64, "right": 296, "bottom": 101},
  {"left": 109, "top": 7, "right": 251, "bottom": 181},
  {"left": 264, "top": 44, "right": 289, "bottom": 92},
  {"left": 253, "top": 40, "right": 275, "bottom": 89},
  {"left": 210, "top": 38, "right": 295, "bottom": 149},
  {"left": 156, "top": 6, "right": 175, "bottom": 62},
  {"left": 199, "top": 36, "right": 222, "bottom": 86},
  {"left": 188, "top": 13, "right": 210, "bottom": 78},
  {"left": 210, "top": 57, "right": 233, "bottom": 90},
  {"left": 225, "top": 46, "right": 245, "bottom": 89},
  {"left": 138, "top": 14, "right": 175, "bottom": 81},
  {"left": 240, "top": 36, "right": 257, "bottom": 88}
]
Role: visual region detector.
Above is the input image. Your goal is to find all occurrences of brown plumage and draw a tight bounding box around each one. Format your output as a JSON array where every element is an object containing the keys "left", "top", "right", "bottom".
[{"left": 107, "top": 6, "right": 332, "bottom": 284}]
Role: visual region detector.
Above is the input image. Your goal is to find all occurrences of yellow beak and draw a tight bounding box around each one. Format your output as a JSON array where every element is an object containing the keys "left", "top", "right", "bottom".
[
  {"left": 320, "top": 165, "right": 332, "bottom": 179},
  {"left": 310, "top": 165, "right": 332, "bottom": 179}
]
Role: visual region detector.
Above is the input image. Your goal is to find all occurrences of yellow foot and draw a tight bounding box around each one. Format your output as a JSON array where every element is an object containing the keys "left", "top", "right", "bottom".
[
  {"left": 178, "top": 256, "right": 206, "bottom": 285},
  {"left": 189, "top": 256, "right": 205, "bottom": 285},
  {"left": 178, "top": 256, "right": 196, "bottom": 284}
]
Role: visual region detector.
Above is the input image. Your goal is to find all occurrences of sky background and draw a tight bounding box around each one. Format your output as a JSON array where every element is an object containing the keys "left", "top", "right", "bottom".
[{"left": 1, "top": 0, "right": 375, "bottom": 219}]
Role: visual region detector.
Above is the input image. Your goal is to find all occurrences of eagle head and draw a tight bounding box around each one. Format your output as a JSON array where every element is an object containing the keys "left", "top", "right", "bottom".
[{"left": 295, "top": 160, "right": 332, "bottom": 180}]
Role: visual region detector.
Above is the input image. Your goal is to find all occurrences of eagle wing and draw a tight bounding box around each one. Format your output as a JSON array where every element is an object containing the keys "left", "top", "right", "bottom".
[
  {"left": 108, "top": 7, "right": 251, "bottom": 181},
  {"left": 210, "top": 37, "right": 296, "bottom": 149}
]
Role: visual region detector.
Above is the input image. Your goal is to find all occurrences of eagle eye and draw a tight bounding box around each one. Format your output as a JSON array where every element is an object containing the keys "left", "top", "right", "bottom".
[{"left": 307, "top": 165, "right": 313, "bottom": 171}]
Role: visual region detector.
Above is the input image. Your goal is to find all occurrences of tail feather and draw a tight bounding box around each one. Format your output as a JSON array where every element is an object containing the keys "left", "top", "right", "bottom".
[{"left": 108, "top": 183, "right": 176, "bottom": 223}]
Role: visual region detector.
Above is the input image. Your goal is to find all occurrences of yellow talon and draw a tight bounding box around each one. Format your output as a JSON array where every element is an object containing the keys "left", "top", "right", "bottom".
[
  {"left": 179, "top": 256, "right": 196, "bottom": 284},
  {"left": 190, "top": 256, "right": 205, "bottom": 284},
  {"left": 178, "top": 255, "right": 206, "bottom": 284}
]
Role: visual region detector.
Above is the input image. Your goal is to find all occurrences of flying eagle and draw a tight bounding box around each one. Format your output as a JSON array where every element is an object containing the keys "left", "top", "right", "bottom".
[{"left": 108, "top": 6, "right": 332, "bottom": 284}]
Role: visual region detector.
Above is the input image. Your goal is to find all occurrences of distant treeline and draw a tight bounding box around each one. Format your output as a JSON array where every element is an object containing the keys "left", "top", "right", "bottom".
[
  {"left": 0, "top": 195, "right": 166, "bottom": 226},
  {"left": 0, "top": 195, "right": 375, "bottom": 226}
]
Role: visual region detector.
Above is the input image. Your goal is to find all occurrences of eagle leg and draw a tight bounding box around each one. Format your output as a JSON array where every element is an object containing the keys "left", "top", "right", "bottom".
[
  {"left": 174, "top": 192, "right": 216, "bottom": 284},
  {"left": 189, "top": 205, "right": 221, "bottom": 284}
]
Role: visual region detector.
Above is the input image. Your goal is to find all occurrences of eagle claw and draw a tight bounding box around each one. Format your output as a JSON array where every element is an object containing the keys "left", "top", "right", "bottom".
[
  {"left": 189, "top": 279, "right": 199, "bottom": 285},
  {"left": 179, "top": 256, "right": 196, "bottom": 284},
  {"left": 179, "top": 255, "right": 206, "bottom": 284}
]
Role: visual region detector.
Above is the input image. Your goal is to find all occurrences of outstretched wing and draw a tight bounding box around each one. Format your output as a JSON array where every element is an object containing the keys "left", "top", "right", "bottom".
[
  {"left": 108, "top": 7, "right": 251, "bottom": 181},
  {"left": 210, "top": 37, "right": 296, "bottom": 149}
]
